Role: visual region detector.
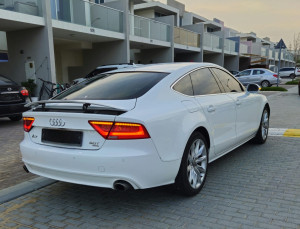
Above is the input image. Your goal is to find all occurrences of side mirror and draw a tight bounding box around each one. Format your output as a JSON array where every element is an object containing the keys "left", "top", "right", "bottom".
[{"left": 247, "top": 84, "right": 261, "bottom": 93}]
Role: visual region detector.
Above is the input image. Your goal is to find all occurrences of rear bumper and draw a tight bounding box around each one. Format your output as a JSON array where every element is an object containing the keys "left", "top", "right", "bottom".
[
  {"left": 0, "top": 102, "right": 29, "bottom": 117},
  {"left": 20, "top": 134, "right": 180, "bottom": 189}
]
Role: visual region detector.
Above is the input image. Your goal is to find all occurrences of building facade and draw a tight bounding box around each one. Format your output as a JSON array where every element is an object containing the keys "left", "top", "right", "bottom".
[{"left": 0, "top": 0, "right": 295, "bottom": 91}]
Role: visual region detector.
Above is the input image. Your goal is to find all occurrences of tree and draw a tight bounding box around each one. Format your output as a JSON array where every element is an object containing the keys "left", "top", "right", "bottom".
[{"left": 292, "top": 33, "right": 300, "bottom": 65}]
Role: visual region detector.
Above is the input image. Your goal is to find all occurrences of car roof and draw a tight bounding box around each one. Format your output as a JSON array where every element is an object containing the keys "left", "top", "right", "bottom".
[
  {"left": 111, "top": 62, "right": 220, "bottom": 74},
  {"left": 96, "top": 64, "right": 135, "bottom": 69}
]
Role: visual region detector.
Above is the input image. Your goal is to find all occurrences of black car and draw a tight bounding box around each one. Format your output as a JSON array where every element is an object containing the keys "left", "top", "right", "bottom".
[{"left": 0, "top": 75, "right": 30, "bottom": 121}]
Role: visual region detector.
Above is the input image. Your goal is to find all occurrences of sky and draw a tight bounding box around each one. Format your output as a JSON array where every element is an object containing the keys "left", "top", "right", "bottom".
[{"left": 179, "top": 0, "right": 300, "bottom": 48}]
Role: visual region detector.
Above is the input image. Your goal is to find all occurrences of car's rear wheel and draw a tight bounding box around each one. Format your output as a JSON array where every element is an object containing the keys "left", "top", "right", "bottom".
[
  {"left": 252, "top": 107, "right": 269, "bottom": 144},
  {"left": 175, "top": 132, "right": 208, "bottom": 196},
  {"left": 261, "top": 80, "right": 270, "bottom": 88},
  {"left": 9, "top": 115, "right": 22, "bottom": 121},
  {"left": 289, "top": 73, "right": 296, "bottom": 79}
]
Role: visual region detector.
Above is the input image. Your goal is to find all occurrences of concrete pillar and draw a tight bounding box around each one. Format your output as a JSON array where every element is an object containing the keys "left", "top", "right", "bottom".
[{"left": 224, "top": 55, "right": 239, "bottom": 71}]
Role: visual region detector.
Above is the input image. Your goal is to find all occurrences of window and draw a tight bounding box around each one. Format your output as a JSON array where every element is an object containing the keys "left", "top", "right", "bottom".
[
  {"left": 173, "top": 75, "right": 193, "bottom": 96},
  {"left": 211, "top": 68, "right": 244, "bottom": 93},
  {"left": 0, "top": 75, "right": 16, "bottom": 86},
  {"left": 55, "top": 72, "right": 168, "bottom": 100},
  {"left": 238, "top": 70, "right": 251, "bottom": 76},
  {"left": 85, "top": 68, "right": 117, "bottom": 79},
  {"left": 190, "top": 68, "right": 222, "bottom": 95},
  {"left": 253, "top": 70, "right": 265, "bottom": 75}
]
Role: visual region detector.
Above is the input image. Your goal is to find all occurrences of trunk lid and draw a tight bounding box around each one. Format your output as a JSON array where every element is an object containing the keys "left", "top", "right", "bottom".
[{"left": 25, "top": 99, "right": 136, "bottom": 150}]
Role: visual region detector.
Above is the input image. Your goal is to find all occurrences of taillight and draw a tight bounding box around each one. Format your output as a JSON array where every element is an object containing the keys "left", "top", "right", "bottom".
[
  {"left": 23, "top": 117, "right": 35, "bottom": 132},
  {"left": 273, "top": 74, "right": 278, "bottom": 78},
  {"left": 89, "top": 121, "right": 150, "bottom": 140},
  {"left": 20, "top": 89, "right": 29, "bottom": 97}
]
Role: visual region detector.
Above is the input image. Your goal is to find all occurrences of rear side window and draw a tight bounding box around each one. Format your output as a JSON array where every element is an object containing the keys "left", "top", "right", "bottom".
[
  {"left": 211, "top": 68, "right": 244, "bottom": 93},
  {"left": 190, "top": 68, "right": 222, "bottom": 95},
  {"left": 173, "top": 75, "right": 194, "bottom": 96},
  {"left": 55, "top": 72, "right": 168, "bottom": 100},
  {"left": 253, "top": 70, "right": 265, "bottom": 75}
]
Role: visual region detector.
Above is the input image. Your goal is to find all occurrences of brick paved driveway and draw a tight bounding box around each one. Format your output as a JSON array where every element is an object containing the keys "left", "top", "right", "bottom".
[
  {"left": 0, "top": 118, "right": 36, "bottom": 189},
  {"left": 0, "top": 136, "right": 299, "bottom": 229},
  {"left": 0, "top": 87, "right": 300, "bottom": 228}
]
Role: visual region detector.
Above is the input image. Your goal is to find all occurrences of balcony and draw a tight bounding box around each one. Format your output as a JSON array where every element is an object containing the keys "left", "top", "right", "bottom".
[
  {"left": 261, "top": 47, "right": 267, "bottom": 57},
  {"left": 51, "top": 0, "right": 123, "bottom": 33},
  {"left": 269, "top": 49, "right": 274, "bottom": 59},
  {"left": 129, "top": 14, "right": 170, "bottom": 43},
  {"left": 224, "top": 39, "right": 238, "bottom": 54},
  {"left": 0, "top": 0, "right": 43, "bottom": 17},
  {"left": 203, "top": 33, "right": 222, "bottom": 52},
  {"left": 173, "top": 27, "right": 200, "bottom": 48},
  {"left": 240, "top": 43, "right": 248, "bottom": 54}
]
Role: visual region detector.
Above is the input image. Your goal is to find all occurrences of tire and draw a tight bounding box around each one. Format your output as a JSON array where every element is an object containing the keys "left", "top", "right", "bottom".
[
  {"left": 252, "top": 107, "right": 269, "bottom": 144},
  {"left": 9, "top": 115, "right": 22, "bottom": 121},
  {"left": 289, "top": 74, "right": 296, "bottom": 79},
  {"left": 261, "top": 80, "right": 270, "bottom": 88},
  {"left": 175, "top": 132, "right": 208, "bottom": 196}
]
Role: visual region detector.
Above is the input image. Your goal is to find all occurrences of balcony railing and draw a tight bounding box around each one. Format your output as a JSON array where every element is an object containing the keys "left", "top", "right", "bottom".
[
  {"left": 51, "top": 0, "right": 123, "bottom": 33},
  {"left": 173, "top": 27, "right": 200, "bottom": 48},
  {"left": 129, "top": 14, "right": 170, "bottom": 42},
  {"left": 224, "top": 39, "right": 237, "bottom": 53},
  {"left": 0, "top": 0, "right": 42, "bottom": 16},
  {"left": 261, "top": 47, "right": 267, "bottom": 57},
  {"left": 203, "top": 33, "right": 222, "bottom": 50},
  {"left": 240, "top": 43, "right": 248, "bottom": 54}
]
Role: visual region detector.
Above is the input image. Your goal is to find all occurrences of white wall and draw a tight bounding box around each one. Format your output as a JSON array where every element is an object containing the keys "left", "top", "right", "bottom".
[{"left": 134, "top": 9, "right": 155, "bottom": 18}]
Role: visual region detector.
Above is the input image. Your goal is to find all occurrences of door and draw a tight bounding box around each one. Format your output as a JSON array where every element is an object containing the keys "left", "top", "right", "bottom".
[
  {"left": 211, "top": 68, "right": 260, "bottom": 142},
  {"left": 236, "top": 69, "right": 252, "bottom": 85},
  {"left": 190, "top": 68, "right": 237, "bottom": 155},
  {"left": 251, "top": 69, "right": 265, "bottom": 84}
]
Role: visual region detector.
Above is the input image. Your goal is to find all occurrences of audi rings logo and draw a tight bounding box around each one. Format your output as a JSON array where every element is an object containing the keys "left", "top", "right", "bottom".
[{"left": 49, "top": 118, "right": 65, "bottom": 127}]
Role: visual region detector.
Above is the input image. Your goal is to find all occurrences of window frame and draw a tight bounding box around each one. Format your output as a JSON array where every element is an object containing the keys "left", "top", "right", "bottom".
[
  {"left": 171, "top": 66, "right": 226, "bottom": 97},
  {"left": 209, "top": 67, "right": 245, "bottom": 93}
]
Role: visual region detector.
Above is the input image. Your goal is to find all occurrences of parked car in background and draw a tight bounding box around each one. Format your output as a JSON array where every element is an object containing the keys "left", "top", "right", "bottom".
[
  {"left": 235, "top": 68, "right": 280, "bottom": 87},
  {"left": 72, "top": 63, "right": 140, "bottom": 84},
  {"left": 279, "top": 67, "right": 300, "bottom": 79},
  {"left": 0, "top": 75, "right": 30, "bottom": 121},
  {"left": 21, "top": 63, "right": 270, "bottom": 196}
]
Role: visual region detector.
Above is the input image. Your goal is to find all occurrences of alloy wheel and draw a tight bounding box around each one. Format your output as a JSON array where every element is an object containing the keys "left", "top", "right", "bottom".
[{"left": 187, "top": 139, "right": 207, "bottom": 189}]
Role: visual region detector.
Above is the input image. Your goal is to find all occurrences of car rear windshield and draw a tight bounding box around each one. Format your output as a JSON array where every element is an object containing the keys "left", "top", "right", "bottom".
[
  {"left": 55, "top": 72, "right": 168, "bottom": 100},
  {"left": 0, "top": 75, "right": 15, "bottom": 85}
]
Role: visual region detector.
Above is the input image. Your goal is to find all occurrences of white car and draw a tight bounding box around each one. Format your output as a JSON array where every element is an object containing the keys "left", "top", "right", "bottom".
[
  {"left": 235, "top": 68, "right": 280, "bottom": 87},
  {"left": 21, "top": 63, "right": 269, "bottom": 196},
  {"left": 279, "top": 67, "right": 300, "bottom": 79}
]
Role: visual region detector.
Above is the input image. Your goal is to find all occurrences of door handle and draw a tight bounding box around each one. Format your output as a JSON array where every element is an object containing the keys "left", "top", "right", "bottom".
[{"left": 207, "top": 105, "right": 215, "bottom": 113}]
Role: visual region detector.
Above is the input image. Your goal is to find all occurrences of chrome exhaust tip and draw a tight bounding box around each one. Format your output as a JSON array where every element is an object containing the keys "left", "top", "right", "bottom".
[{"left": 113, "top": 180, "right": 133, "bottom": 191}]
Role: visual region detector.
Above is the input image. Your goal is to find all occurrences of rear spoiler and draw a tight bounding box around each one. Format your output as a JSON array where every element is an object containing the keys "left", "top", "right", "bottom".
[{"left": 25, "top": 100, "right": 127, "bottom": 112}]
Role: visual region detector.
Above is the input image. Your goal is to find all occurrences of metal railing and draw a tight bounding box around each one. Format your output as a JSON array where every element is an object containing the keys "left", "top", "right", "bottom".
[
  {"left": 51, "top": 0, "right": 123, "bottom": 33},
  {"left": 240, "top": 43, "right": 248, "bottom": 54},
  {"left": 203, "top": 33, "right": 222, "bottom": 50},
  {"left": 129, "top": 14, "right": 171, "bottom": 42},
  {"left": 261, "top": 47, "right": 267, "bottom": 57},
  {"left": 0, "top": 0, "right": 42, "bottom": 16},
  {"left": 224, "top": 39, "right": 237, "bottom": 53},
  {"left": 173, "top": 27, "right": 200, "bottom": 48}
]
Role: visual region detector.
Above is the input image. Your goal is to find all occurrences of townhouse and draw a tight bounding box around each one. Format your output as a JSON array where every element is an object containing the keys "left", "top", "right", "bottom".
[{"left": 0, "top": 0, "right": 295, "bottom": 91}]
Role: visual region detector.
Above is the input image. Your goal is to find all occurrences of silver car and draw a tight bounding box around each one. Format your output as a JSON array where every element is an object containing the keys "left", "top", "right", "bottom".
[{"left": 235, "top": 68, "right": 280, "bottom": 87}]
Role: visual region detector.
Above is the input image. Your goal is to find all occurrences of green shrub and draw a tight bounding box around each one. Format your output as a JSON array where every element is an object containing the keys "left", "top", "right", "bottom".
[
  {"left": 285, "top": 80, "right": 299, "bottom": 85},
  {"left": 260, "top": 87, "right": 288, "bottom": 91}
]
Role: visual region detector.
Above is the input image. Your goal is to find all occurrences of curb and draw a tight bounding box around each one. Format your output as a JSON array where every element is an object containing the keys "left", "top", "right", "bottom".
[{"left": 0, "top": 177, "right": 57, "bottom": 204}]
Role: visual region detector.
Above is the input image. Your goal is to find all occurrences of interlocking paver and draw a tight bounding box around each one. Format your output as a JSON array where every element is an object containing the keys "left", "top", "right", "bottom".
[{"left": 0, "top": 118, "right": 36, "bottom": 189}]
